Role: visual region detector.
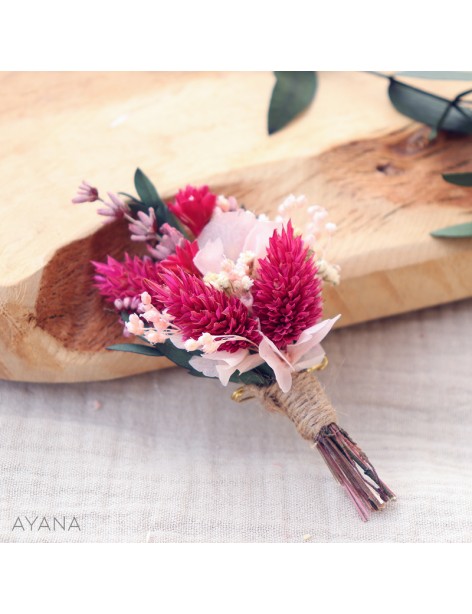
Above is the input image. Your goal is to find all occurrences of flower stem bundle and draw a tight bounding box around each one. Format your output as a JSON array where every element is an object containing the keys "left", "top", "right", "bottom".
[{"left": 234, "top": 371, "right": 395, "bottom": 521}]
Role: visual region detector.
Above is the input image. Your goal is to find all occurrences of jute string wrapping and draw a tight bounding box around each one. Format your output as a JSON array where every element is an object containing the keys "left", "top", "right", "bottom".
[
  {"left": 234, "top": 370, "right": 395, "bottom": 521},
  {"left": 240, "top": 371, "right": 336, "bottom": 442}
]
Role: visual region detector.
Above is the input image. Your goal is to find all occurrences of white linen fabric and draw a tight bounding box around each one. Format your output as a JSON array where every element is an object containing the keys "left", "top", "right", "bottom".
[{"left": 1, "top": 299, "right": 471, "bottom": 542}]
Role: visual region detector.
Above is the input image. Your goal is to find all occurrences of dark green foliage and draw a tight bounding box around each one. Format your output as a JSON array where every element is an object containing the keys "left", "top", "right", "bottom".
[
  {"left": 443, "top": 172, "right": 472, "bottom": 187},
  {"left": 431, "top": 222, "right": 472, "bottom": 238},
  {"left": 388, "top": 79, "right": 472, "bottom": 135},
  {"left": 268, "top": 72, "right": 317, "bottom": 135}
]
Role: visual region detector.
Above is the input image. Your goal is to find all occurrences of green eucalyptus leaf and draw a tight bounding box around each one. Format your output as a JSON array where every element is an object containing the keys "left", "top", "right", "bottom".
[
  {"left": 431, "top": 221, "right": 472, "bottom": 238},
  {"left": 107, "top": 343, "right": 164, "bottom": 357},
  {"left": 268, "top": 71, "right": 317, "bottom": 135},
  {"left": 134, "top": 168, "right": 164, "bottom": 209},
  {"left": 388, "top": 79, "right": 472, "bottom": 135},
  {"left": 230, "top": 371, "right": 264, "bottom": 386},
  {"left": 154, "top": 339, "right": 203, "bottom": 375},
  {"left": 108, "top": 339, "right": 206, "bottom": 377},
  {"left": 230, "top": 363, "right": 276, "bottom": 386},
  {"left": 443, "top": 172, "right": 472, "bottom": 187},
  {"left": 396, "top": 72, "right": 472, "bottom": 81}
]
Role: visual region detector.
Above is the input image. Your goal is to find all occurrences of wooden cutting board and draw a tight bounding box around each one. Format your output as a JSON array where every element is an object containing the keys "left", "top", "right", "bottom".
[{"left": 1, "top": 71, "right": 472, "bottom": 382}]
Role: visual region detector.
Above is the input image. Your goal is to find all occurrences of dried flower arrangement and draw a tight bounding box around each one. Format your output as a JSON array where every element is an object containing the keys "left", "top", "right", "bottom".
[{"left": 73, "top": 169, "right": 395, "bottom": 520}]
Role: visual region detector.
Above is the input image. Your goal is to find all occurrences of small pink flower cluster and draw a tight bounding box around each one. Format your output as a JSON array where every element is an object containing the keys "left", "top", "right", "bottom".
[
  {"left": 127, "top": 292, "right": 177, "bottom": 344},
  {"left": 74, "top": 175, "right": 340, "bottom": 392}
]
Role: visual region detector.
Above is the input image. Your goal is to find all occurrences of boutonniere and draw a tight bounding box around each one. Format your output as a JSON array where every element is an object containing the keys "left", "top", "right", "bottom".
[{"left": 73, "top": 170, "right": 395, "bottom": 520}]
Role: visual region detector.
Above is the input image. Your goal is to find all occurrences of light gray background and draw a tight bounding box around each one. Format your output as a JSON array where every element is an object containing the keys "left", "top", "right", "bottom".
[{"left": 1, "top": 299, "right": 471, "bottom": 542}]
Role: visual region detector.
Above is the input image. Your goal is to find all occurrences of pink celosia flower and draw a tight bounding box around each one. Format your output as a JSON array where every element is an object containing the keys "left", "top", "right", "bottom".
[
  {"left": 160, "top": 239, "right": 201, "bottom": 277},
  {"left": 92, "top": 254, "right": 163, "bottom": 307},
  {"left": 72, "top": 181, "right": 99, "bottom": 204},
  {"left": 149, "top": 223, "right": 185, "bottom": 260},
  {"left": 97, "top": 192, "right": 129, "bottom": 223},
  {"left": 252, "top": 222, "right": 322, "bottom": 348},
  {"left": 147, "top": 271, "right": 261, "bottom": 352},
  {"left": 168, "top": 185, "right": 217, "bottom": 237}
]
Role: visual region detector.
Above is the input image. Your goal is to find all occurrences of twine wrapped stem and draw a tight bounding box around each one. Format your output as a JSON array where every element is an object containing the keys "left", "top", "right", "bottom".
[{"left": 233, "top": 371, "right": 395, "bottom": 521}]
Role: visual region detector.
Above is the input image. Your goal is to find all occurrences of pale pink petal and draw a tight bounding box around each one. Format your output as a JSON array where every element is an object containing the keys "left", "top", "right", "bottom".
[
  {"left": 190, "top": 349, "right": 242, "bottom": 383},
  {"left": 216, "top": 350, "right": 265, "bottom": 386},
  {"left": 197, "top": 209, "right": 257, "bottom": 261},
  {"left": 286, "top": 315, "right": 341, "bottom": 364},
  {"left": 293, "top": 343, "right": 326, "bottom": 372},
  {"left": 193, "top": 238, "right": 225, "bottom": 276},
  {"left": 170, "top": 334, "right": 186, "bottom": 349},
  {"left": 243, "top": 220, "right": 283, "bottom": 262},
  {"left": 258, "top": 336, "right": 293, "bottom": 393},
  {"left": 201, "top": 349, "right": 244, "bottom": 364},
  {"left": 189, "top": 356, "right": 219, "bottom": 379},
  {"left": 216, "top": 362, "right": 243, "bottom": 386},
  {"left": 189, "top": 348, "right": 263, "bottom": 386}
]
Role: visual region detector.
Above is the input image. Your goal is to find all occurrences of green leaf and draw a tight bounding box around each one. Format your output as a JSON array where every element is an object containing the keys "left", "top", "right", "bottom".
[
  {"left": 154, "top": 340, "right": 204, "bottom": 375},
  {"left": 431, "top": 221, "right": 472, "bottom": 238},
  {"left": 109, "top": 335, "right": 278, "bottom": 385},
  {"left": 108, "top": 339, "right": 206, "bottom": 376},
  {"left": 443, "top": 172, "right": 472, "bottom": 187},
  {"left": 229, "top": 362, "right": 276, "bottom": 386},
  {"left": 396, "top": 72, "right": 472, "bottom": 81},
  {"left": 388, "top": 79, "right": 472, "bottom": 135},
  {"left": 134, "top": 168, "right": 164, "bottom": 209},
  {"left": 107, "top": 343, "right": 164, "bottom": 357},
  {"left": 268, "top": 72, "right": 317, "bottom": 135}
]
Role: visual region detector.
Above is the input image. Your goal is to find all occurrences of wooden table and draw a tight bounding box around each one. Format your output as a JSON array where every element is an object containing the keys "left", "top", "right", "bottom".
[{"left": 1, "top": 72, "right": 471, "bottom": 382}]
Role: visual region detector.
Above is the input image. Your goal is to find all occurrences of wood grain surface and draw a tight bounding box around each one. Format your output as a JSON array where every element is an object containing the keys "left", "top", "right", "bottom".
[{"left": 1, "top": 71, "right": 472, "bottom": 382}]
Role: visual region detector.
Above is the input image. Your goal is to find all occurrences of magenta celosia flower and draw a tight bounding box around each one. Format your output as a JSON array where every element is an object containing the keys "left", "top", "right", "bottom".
[
  {"left": 92, "top": 254, "right": 163, "bottom": 307},
  {"left": 72, "top": 181, "right": 99, "bottom": 204},
  {"left": 168, "top": 185, "right": 217, "bottom": 237},
  {"left": 148, "top": 271, "right": 261, "bottom": 352},
  {"left": 252, "top": 222, "right": 322, "bottom": 348},
  {"left": 160, "top": 239, "right": 201, "bottom": 277}
]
